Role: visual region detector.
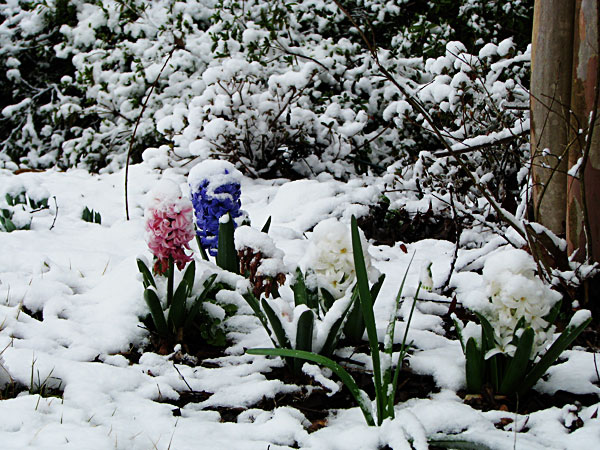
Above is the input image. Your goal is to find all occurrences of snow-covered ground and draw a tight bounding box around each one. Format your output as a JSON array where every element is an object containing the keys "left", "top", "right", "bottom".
[{"left": 0, "top": 164, "right": 599, "bottom": 449}]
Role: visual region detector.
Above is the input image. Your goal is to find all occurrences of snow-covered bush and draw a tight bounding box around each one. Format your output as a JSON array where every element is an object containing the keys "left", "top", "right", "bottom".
[{"left": 0, "top": 0, "right": 532, "bottom": 189}]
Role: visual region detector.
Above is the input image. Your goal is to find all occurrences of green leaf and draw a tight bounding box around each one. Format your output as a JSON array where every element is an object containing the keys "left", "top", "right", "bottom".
[
  {"left": 261, "top": 216, "right": 272, "bottom": 233},
  {"left": 242, "top": 291, "right": 268, "bottom": 326},
  {"left": 351, "top": 215, "right": 384, "bottom": 424},
  {"left": 82, "top": 207, "right": 91, "bottom": 222},
  {"left": 475, "top": 312, "right": 499, "bottom": 391},
  {"left": 144, "top": 288, "right": 168, "bottom": 336},
  {"left": 167, "top": 277, "right": 190, "bottom": 331},
  {"left": 216, "top": 213, "right": 238, "bottom": 274},
  {"left": 320, "top": 288, "right": 336, "bottom": 311},
  {"left": 294, "top": 309, "right": 314, "bottom": 375},
  {"left": 261, "top": 298, "right": 291, "bottom": 349},
  {"left": 465, "top": 337, "right": 483, "bottom": 393},
  {"left": 544, "top": 300, "right": 562, "bottom": 330},
  {"left": 521, "top": 315, "right": 592, "bottom": 394},
  {"left": 320, "top": 314, "right": 347, "bottom": 358},
  {"left": 195, "top": 235, "right": 210, "bottom": 261},
  {"left": 247, "top": 347, "right": 375, "bottom": 426},
  {"left": 371, "top": 273, "right": 386, "bottom": 303},
  {"left": 136, "top": 258, "right": 156, "bottom": 289},
  {"left": 185, "top": 274, "right": 217, "bottom": 329},
  {"left": 182, "top": 260, "right": 196, "bottom": 296},
  {"left": 292, "top": 268, "right": 308, "bottom": 307},
  {"left": 261, "top": 298, "right": 293, "bottom": 370},
  {"left": 3, "top": 218, "right": 16, "bottom": 232},
  {"left": 343, "top": 287, "right": 364, "bottom": 345},
  {"left": 499, "top": 327, "right": 534, "bottom": 395}
]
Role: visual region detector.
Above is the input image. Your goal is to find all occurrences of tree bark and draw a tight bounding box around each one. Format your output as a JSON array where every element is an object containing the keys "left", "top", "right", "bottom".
[
  {"left": 567, "top": 0, "right": 600, "bottom": 263},
  {"left": 531, "top": 0, "right": 576, "bottom": 235}
]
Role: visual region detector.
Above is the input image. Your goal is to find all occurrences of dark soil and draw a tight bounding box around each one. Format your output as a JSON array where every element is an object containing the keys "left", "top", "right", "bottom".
[{"left": 161, "top": 360, "right": 438, "bottom": 431}]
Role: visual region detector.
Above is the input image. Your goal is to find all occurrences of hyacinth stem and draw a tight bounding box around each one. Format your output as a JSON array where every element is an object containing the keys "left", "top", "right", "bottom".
[
  {"left": 167, "top": 256, "right": 175, "bottom": 307},
  {"left": 196, "top": 235, "right": 210, "bottom": 261}
]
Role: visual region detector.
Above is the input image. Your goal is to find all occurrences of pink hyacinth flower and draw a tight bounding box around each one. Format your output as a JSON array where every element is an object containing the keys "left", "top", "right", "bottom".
[{"left": 145, "top": 180, "right": 195, "bottom": 275}]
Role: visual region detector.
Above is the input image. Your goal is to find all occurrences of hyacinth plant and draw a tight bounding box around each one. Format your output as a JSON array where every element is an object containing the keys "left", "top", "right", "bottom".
[
  {"left": 137, "top": 180, "right": 218, "bottom": 346},
  {"left": 1, "top": 186, "right": 49, "bottom": 232},
  {"left": 249, "top": 216, "right": 419, "bottom": 426},
  {"left": 454, "top": 249, "right": 592, "bottom": 396},
  {"left": 241, "top": 219, "right": 383, "bottom": 377},
  {"left": 303, "top": 218, "right": 385, "bottom": 345},
  {"left": 189, "top": 160, "right": 243, "bottom": 269}
]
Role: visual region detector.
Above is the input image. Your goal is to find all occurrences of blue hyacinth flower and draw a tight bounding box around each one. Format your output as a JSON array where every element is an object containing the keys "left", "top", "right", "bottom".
[{"left": 188, "top": 161, "right": 243, "bottom": 256}]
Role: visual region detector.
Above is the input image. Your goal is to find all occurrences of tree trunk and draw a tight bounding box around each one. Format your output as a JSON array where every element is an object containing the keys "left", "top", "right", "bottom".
[
  {"left": 567, "top": 0, "right": 600, "bottom": 263},
  {"left": 530, "top": 0, "right": 575, "bottom": 235}
]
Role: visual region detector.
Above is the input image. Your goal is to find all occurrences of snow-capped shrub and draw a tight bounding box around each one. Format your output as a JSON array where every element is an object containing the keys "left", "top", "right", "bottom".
[{"left": 0, "top": 0, "right": 532, "bottom": 189}]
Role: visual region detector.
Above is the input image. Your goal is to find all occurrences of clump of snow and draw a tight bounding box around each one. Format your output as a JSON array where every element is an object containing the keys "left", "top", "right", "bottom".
[
  {"left": 235, "top": 225, "right": 287, "bottom": 277},
  {"left": 188, "top": 159, "right": 243, "bottom": 197}
]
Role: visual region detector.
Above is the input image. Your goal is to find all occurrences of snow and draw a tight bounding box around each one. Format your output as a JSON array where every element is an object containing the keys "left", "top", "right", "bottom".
[{"left": 0, "top": 162, "right": 597, "bottom": 450}]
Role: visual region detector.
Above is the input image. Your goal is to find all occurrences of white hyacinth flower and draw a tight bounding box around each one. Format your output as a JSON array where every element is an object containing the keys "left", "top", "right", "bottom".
[
  {"left": 481, "top": 248, "right": 562, "bottom": 358},
  {"left": 304, "top": 218, "right": 379, "bottom": 299}
]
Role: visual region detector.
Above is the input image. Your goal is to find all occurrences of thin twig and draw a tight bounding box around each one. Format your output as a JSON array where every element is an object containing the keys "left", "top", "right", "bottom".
[
  {"left": 49, "top": 196, "right": 58, "bottom": 230},
  {"left": 172, "top": 364, "right": 194, "bottom": 392},
  {"left": 124, "top": 45, "right": 177, "bottom": 220}
]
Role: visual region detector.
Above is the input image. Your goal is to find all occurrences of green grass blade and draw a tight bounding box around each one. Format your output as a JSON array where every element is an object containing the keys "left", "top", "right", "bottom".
[
  {"left": 216, "top": 213, "right": 238, "bottom": 273},
  {"left": 389, "top": 277, "right": 419, "bottom": 416},
  {"left": 521, "top": 315, "right": 592, "bottom": 394},
  {"left": 144, "top": 288, "right": 168, "bottom": 336},
  {"left": 351, "top": 215, "right": 384, "bottom": 424},
  {"left": 247, "top": 347, "right": 375, "bottom": 426},
  {"left": 499, "top": 327, "right": 534, "bottom": 395}
]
